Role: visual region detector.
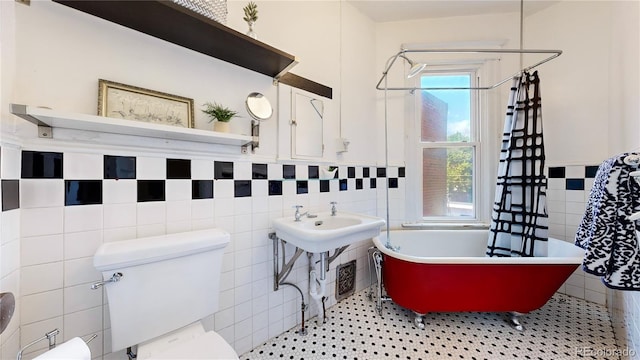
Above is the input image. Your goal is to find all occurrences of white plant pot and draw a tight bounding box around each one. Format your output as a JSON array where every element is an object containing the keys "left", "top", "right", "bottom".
[
  {"left": 214, "top": 121, "right": 230, "bottom": 133},
  {"left": 321, "top": 168, "right": 338, "bottom": 179}
]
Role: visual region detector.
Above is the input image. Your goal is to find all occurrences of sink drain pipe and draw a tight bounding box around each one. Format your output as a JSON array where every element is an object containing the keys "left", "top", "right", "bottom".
[{"left": 309, "top": 252, "right": 328, "bottom": 325}]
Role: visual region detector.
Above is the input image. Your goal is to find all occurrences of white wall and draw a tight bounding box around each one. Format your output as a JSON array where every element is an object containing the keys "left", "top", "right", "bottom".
[
  {"left": 525, "top": 1, "right": 613, "bottom": 166},
  {"left": 0, "top": 0, "right": 379, "bottom": 358}
]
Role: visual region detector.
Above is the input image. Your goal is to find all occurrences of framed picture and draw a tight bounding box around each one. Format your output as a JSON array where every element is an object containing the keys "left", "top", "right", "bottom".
[{"left": 98, "top": 79, "right": 194, "bottom": 128}]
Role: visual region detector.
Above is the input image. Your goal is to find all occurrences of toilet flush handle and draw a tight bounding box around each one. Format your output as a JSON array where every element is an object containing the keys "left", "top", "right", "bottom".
[{"left": 91, "top": 272, "right": 123, "bottom": 290}]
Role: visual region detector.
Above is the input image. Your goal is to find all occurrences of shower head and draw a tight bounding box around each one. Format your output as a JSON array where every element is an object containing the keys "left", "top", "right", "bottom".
[
  {"left": 399, "top": 54, "right": 426, "bottom": 78},
  {"left": 407, "top": 62, "right": 427, "bottom": 78}
]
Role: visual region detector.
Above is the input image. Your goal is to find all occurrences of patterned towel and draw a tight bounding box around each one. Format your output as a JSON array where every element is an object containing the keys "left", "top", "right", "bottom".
[{"left": 575, "top": 153, "right": 640, "bottom": 290}]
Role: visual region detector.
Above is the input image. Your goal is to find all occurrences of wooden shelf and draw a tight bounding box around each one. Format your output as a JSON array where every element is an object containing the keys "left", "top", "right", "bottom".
[
  {"left": 11, "top": 104, "right": 253, "bottom": 147},
  {"left": 52, "top": 0, "right": 298, "bottom": 79},
  {"left": 279, "top": 73, "right": 333, "bottom": 99}
]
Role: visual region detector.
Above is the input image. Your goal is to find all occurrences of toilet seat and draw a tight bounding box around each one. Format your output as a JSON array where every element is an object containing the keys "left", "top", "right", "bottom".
[{"left": 137, "top": 322, "right": 238, "bottom": 360}]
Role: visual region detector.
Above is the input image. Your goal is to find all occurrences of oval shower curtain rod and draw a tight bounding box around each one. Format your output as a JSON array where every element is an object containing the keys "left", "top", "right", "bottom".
[{"left": 375, "top": 48, "right": 562, "bottom": 91}]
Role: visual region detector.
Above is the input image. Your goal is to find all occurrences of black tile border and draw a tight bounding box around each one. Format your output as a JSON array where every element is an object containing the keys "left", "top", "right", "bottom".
[
  {"left": 65, "top": 180, "right": 103, "bottom": 206},
  {"left": 348, "top": 167, "right": 356, "bottom": 178},
  {"left": 546, "top": 165, "right": 600, "bottom": 190},
  {"left": 566, "top": 178, "right": 585, "bottom": 191},
  {"left": 137, "top": 180, "right": 165, "bottom": 202},
  {"left": 548, "top": 167, "right": 566, "bottom": 178},
  {"left": 214, "top": 161, "right": 234, "bottom": 180},
  {"left": 320, "top": 180, "right": 330, "bottom": 193},
  {"left": 2, "top": 180, "right": 19, "bottom": 211},
  {"left": 252, "top": 163, "right": 268, "bottom": 179},
  {"left": 339, "top": 179, "right": 348, "bottom": 191},
  {"left": 308, "top": 166, "right": 319, "bottom": 179},
  {"left": 296, "top": 180, "right": 308, "bottom": 194},
  {"left": 192, "top": 180, "right": 214, "bottom": 199},
  {"left": 21, "top": 151, "right": 63, "bottom": 179},
  {"left": 269, "top": 180, "right": 283, "bottom": 196},
  {"left": 9, "top": 152, "right": 400, "bottom": 204},
  {"left": 585, "top": 166, "right": 598, "bottom": 178},
  {"left": 166, "top": 158, "right": 191, "bottom": 179},
  {"left": 104, "top": 155, "right": 136, "bottom": 179},
  {"left": 283, "top": 165, "right": 295, "bottom": 180},
  {"left": 234, "top": 180, "right": 252, "bottom": 197},
  {"left": 363, "top": 168, "right": 370, "bottom": 178}
]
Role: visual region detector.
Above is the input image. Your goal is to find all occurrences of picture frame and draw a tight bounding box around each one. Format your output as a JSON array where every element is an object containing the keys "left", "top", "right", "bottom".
[{"left": 98, "top": 79, "right": 194, "bottom": 128}]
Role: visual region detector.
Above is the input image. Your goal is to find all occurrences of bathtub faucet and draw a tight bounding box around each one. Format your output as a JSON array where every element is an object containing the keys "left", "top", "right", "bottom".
[{"left": 385, "top": 242, "right": 401, "bottom": 252}]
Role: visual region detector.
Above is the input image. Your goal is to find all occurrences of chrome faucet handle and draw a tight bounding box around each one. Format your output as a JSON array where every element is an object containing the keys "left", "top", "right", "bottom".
[
  {"left": 293, "top": 205, "right": 305, "bottom": 221},
  {"left": 330, "top": 201, "right": 338, "bottom": 216}
]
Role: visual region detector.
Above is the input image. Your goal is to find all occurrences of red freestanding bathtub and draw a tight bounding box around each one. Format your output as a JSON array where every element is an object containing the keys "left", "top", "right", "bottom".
[{"left": 372, "top": 229, "right": 585, "bottom": 329}]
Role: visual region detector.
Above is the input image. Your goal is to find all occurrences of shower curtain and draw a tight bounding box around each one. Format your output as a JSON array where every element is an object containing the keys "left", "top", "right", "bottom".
[{"left": 486, "top": 71, "right": 549, "bottom": 257}]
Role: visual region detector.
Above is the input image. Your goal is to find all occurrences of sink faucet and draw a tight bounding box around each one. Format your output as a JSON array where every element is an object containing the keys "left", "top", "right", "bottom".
[
  {"left": 330, "top": 201, "right": 338, "bottom": 216},
  {"left": 294, "top": 205, "right": 307, "bottom": 222}
]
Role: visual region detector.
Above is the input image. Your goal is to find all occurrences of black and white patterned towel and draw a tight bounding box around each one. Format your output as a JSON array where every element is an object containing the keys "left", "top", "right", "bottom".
[{"left": 575, "top": 153, "right": 640, "bottom": 290}]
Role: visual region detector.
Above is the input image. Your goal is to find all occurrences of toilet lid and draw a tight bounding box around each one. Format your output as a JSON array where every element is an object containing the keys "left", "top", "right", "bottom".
[{"left": 138, "top": 331, "right": 239, "bottom": 360}]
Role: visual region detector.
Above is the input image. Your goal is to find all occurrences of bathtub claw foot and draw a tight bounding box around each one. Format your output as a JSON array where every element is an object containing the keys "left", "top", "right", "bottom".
[
  {"left": 508, "top": 312, "right": 525, "bottom": 331},
  {"left": 413, "top": 313, "right": 426, "bottom": 330}
]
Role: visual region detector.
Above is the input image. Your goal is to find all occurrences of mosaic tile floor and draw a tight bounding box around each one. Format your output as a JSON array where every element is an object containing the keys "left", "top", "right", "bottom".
[{"left": 242, "top": 290, "right": 620, "bottom": 360}]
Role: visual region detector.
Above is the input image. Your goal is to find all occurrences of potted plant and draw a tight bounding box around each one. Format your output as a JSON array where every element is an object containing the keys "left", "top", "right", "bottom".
[
  {"left": 202, "top": 101, "right": 238, "bottom": 133},
  {"left": 243, "top": 1, "right": 258, "bottom": 39},
  {"left": 321, "top": 166, "right": 338, "bottom": 179}
]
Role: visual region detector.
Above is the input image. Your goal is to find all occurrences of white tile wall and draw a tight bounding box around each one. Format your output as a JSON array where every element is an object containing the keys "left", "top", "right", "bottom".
[
  {"left": 191, "top": 160, "right": 214, "bottom": 180},
  {"left": 20, "top": 179, "right": 64, "bottom": 208},
  {"left": 21, "top": 207, "right": 64, "bottom": 238},
  {"left": 9, "top": 145, "right": 385, "bottom": 358},
  {"left": 63, "top": 153, "right": 103, "bottom": 179},
  {"left": 0, "top": 145, "right": 21, "bottom": 360},
  {"left": 102, "top": 180, "right": 136, "bottom": 204},
  {"left": 547, "top": 168, "right": 603, "bottom": 304},
  {"left": 21, "top": 234, "right": 63, "bottom": 266},
  {"left": 547, "top": 164, "right": 639, "bottom": 356},
  {"left": 136, "top": 157, "right": 166, "bottom": 179}
]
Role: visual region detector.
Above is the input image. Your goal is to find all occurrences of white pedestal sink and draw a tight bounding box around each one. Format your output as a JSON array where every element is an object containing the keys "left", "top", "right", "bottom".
[
  {"left": 272, "top": 211, "right": 385, "bottom": 253},
  {"left": 271, "top": 211, "right": 385, "bottom": 332}
]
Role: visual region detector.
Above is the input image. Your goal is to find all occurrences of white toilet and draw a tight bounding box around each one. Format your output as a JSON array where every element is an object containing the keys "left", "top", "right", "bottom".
[{"left": 93, "top": 228, "right": 238, "bottom": 359}]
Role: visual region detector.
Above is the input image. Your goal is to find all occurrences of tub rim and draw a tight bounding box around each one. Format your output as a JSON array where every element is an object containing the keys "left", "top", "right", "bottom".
[{"left": 373, "top": 230, "right": 584, "bottom": 265}]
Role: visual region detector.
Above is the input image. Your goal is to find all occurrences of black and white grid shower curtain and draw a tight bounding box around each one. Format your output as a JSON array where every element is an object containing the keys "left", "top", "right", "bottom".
[{"left": 486, "top": 71, "right": 549, "bottom": 257}]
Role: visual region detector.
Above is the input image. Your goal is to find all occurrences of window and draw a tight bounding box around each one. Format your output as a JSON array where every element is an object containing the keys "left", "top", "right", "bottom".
[{"left": 418, "top": 72, "right": 479, "bottom": 220}]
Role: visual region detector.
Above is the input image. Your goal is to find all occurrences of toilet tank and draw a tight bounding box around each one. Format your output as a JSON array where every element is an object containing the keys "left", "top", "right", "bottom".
[{"left": 93, "top": 229, "right": 230, "bottom": 352}]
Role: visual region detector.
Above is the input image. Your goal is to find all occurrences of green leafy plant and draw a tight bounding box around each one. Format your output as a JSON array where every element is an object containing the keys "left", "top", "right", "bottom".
[
  {"left": 243, "top": 1, "right": 258, "bottom": 23},
  {"left": 202, "top": 102, "right": 238, "bottom": 123}
]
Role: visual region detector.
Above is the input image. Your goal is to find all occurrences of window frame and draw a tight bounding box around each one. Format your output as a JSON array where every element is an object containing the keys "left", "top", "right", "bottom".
[{"left": 412, "top": 67, "right": 483, "bottom": 223}]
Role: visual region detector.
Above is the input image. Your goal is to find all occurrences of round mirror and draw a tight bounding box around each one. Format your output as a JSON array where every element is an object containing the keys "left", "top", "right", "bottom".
[{"left": 246, "top": 92, "right": 273, "bottom": 121}]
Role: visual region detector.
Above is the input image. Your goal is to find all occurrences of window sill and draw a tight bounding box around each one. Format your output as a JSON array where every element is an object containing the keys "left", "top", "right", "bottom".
[{"left": 401, "top": 223, "right": 490, "bottom": 230}]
